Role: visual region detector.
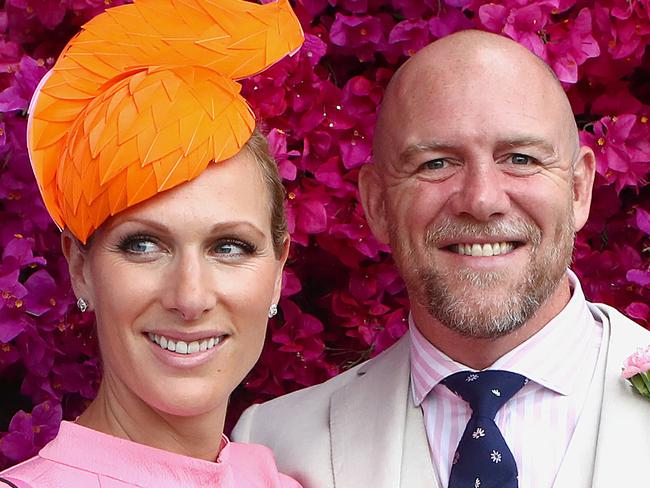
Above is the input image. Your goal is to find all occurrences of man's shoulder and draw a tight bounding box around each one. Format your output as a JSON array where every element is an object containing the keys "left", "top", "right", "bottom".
[
  {"left": 589, "top": 301, "right": 650, "bottom": 340},
  {"left": 255, "top": 335, "right": 408, "bottom": 414},
  {"left": 232, "top": 335, "right": 410, "bottom": 444}
]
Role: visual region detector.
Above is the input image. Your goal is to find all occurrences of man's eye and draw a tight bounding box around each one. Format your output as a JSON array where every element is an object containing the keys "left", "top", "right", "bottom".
[
  {"left": 422, "top": 159, "right": 447, "bottom": 170},
  {"left": 118, "top": 235, "right": 161, "bottom": 254},
  {"left": 510, "top": 154, "right": 533, "bottom": 165}
]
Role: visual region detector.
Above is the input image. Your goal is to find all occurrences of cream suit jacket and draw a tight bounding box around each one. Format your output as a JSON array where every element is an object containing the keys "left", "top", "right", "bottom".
[{"left": 232, "top": 304, "right": 650, "bottom": 488}]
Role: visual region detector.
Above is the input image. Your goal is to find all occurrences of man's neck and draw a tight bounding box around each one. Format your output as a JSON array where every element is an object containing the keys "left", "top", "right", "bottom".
[{"left": 412, "top": 279, "right": 572, "bottom": 370}]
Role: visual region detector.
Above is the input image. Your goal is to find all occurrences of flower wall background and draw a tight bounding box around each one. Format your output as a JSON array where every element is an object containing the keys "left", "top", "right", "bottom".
[{"left": 0, "top": 0, "right": 648, "bottom": 467}]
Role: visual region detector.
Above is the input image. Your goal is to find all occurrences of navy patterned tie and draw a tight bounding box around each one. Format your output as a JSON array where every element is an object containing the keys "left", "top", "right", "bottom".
[{"left": 442, "top": 370, "right": 527, "bottom": 488}]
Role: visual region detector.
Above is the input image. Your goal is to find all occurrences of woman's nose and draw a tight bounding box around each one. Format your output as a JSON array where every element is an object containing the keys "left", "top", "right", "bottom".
[{"left": 161, "top": 253, "right": 217, "bottom": 321}]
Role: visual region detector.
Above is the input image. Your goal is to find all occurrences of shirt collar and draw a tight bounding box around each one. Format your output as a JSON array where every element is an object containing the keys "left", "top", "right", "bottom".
[{"left": 409, "top": 270, "right": 600, "bottom": 405}]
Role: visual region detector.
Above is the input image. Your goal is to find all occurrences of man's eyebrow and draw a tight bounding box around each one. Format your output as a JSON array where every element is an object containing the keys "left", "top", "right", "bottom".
[
  {"left": 399, "top": 140, "right": 455, "bottom": 165},
  {"left": 496, "top": 137, "right": 557, "bottom": 156},
  {"left": 398, "top": 137, "right": 558, "bottom": 165}
]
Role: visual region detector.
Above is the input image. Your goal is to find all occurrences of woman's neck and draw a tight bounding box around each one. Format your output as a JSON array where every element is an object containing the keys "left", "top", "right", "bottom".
[{"left": 76, "top": 379, "right": 226, "bottom": 462}]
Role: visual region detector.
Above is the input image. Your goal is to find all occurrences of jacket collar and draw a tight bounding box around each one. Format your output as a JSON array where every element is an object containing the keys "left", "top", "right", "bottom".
[{"left": 330, "top": 337, "right": 438, "bottom": 488}]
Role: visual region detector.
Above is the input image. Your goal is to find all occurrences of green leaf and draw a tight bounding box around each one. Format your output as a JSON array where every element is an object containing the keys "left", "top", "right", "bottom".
[{"left": 630, "top": 375, "right": 650, "bottom": 399}]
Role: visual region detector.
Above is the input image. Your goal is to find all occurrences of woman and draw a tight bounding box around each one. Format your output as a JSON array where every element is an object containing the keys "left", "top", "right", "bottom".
[{"left": 1, "top": 0, "right": 303, "bottom": 486}]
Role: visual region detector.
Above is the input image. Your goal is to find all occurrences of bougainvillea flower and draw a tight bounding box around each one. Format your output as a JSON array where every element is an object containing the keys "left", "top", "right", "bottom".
[
  {"left": 387, "top": 19, "right": 431, "bottom": 58},
  {"left": 546, "top": 8, "right": 600, "bottom": 83},
  {"left": 636, "top": 207, "right": 650, "bottom": 234},
  {"left": 428, "top": 8, "right": 474, "bottom": 38},
  {"left": 329, "top": 13, "right": 387, "bottom": 61},
  {"left": 285, "top": 180, "right": 329, "bottom": 245},
  {"left": 478, "top": 2, "right": 552, "bottom": 57},
  {"left": 24, "top": 269, "right": 73, "bottom": 319},
  {"left": 5, "top": 0, "right": 66, "bottom": 30},
  {"left": 1, "top": 0, "right": 649, "bottom": 470},
  {"left": 391, "top": 0, "right": 431, "bottom": 18},
  {"left": 27, "top": 0, "right": 303, "bottom": 243},
  {"left": 625, "top": 303, "right": 649, "bottom": 326},
  {"left": 581, "top": 114, "right": 650, "bottom": 192},
  {"left": 0, "top": 401, "right": 62, "bottom": 462},
  {"left": 267, "top": 128, "right": 301, "bottom": 181},
  {"left": 272, "top": 299, "right": 325, "bottom": 360},
  {"left": 0, "top": 55, "right": 47, "bottom": 112}
]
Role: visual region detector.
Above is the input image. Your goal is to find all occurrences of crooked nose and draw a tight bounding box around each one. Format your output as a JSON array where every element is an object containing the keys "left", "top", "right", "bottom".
[
  {"left": 161, "top": 255, "right": 216, "bottom": 321},
  {"left": 449, "top": 162, "right": 511, "bottom": 221}
]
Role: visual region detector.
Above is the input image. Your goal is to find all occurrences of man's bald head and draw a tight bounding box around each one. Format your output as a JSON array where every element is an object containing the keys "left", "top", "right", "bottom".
[{"left": 373, "top": 30, "right": 579, "bottom": 169}]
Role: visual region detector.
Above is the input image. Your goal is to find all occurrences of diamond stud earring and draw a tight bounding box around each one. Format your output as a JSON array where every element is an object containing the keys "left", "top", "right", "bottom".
[
  {"left": 268, "top": 304, "right": 278, "bottom": 318},
  {"left": 76, "top": 297, "right": 89, "bottom": 313}
]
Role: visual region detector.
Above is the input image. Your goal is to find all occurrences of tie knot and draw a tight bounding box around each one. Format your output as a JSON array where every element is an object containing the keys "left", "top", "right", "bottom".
[{"left": 442, "top": 370, "right": 527, "bottom": 419}]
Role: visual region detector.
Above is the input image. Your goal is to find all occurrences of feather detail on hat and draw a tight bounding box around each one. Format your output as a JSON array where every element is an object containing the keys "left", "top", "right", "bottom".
[{"left": 27, "top": 0, "right": 303, "bottom": 243}]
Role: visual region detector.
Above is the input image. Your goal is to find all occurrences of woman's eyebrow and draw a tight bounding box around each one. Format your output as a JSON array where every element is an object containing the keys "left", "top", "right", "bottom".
[{"left": 109, "top": 218, "right": 267, "bottom": 239}]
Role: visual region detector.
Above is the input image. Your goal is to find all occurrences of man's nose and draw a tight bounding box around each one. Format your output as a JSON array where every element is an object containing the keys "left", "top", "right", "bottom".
[
  {"left": 449, "top": 160, "right": 511, "bottom": 221},
  {"left": 161, "top": 253, "right": 217, "bottom": 322}
]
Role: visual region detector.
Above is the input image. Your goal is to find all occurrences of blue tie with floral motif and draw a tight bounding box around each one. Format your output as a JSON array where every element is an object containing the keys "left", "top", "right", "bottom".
[{"left": 442, "top": 370, "right": 527, "bottom": 488}]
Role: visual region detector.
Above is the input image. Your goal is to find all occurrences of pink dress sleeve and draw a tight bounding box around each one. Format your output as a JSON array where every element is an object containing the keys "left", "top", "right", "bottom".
[
  {"left": 279, "top": 473, "right": 303, "bottom": 488},
  {"left": 0, "top": 477, "right": 34, "bottom": 488}
]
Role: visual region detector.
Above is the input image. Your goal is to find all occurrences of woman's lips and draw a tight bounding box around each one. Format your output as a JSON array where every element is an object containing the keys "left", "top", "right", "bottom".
[{"left": 147, "top": 332, "right": 227, "bottom": 355}]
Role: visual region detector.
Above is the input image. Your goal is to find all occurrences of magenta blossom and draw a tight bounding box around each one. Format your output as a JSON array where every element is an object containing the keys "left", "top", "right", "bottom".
[
  {"left": 581, "top": 114, "right": 650, "bottom": 192},
  {"left": 329, "top": 13, "right": 389, "bottom": 61},
  {"left": 0, "top": 401, "right": 62, "bottom": 462}
]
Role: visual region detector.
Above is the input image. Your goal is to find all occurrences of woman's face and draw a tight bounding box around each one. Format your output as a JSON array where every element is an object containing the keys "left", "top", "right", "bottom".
[{"left": 66, "top": 150, "right": 287, "bottom": 418}]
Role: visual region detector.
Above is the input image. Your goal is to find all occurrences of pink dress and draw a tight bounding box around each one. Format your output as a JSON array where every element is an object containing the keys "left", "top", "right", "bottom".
[{"left": 0, "top": 421, "right": 301, "bottom": 487}]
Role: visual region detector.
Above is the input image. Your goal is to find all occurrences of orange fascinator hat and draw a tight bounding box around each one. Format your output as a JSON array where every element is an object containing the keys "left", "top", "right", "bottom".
[{"left": 27, "top": 0, "right": 303, "bottom": 243}]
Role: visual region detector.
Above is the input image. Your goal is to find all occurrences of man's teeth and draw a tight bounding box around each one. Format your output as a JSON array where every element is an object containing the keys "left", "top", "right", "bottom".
[
  {"left": 454, "top": 242, "right": 515, "bottom": 257},
  {"left": 147, "top": 333, "right": 223, "bottom": 354}
]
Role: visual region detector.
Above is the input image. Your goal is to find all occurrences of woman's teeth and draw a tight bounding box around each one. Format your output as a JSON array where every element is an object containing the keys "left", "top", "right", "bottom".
[
  {"left": 147, "top": 333, "right": 223, "bottom": 354},
  {"left": 454, "top": 242, "right": 515, "bottom": 257}
]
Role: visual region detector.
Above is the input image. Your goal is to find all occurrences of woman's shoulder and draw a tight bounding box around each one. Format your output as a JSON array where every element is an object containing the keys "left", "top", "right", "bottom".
[
  {"left": 224, "top": 441, "right": 302, "bottom": 488},
  {"left": 0, "top": 452, "right": 100, "bottom": 488},
  {"left": 1, "top": 454, "right": 52, "bottom": 488}
]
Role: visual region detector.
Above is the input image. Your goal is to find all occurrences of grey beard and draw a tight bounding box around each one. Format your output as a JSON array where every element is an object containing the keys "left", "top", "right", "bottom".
[{"left": 412, "top": 216, "right": 575, "bottom": 339}]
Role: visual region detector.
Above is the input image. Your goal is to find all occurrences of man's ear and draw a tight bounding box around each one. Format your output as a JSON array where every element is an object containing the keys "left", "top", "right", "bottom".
[
  {"left": 60, "top": 230, "right": 93, "bottom": 310},
  {"left": 571, "top": 146, "right": 596, "bottom": 232},
  {"left": 358, "top": 163, "right": 390, "bottom": 244}
]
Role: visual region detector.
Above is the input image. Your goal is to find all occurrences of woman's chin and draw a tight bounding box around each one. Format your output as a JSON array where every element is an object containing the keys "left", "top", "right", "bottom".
[{"left": 143, "top": 382, "right": 232, "bottom": 420}]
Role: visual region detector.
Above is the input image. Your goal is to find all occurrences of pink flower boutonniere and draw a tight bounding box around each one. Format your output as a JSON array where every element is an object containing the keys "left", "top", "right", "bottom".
[{"left": 622, "top": 345, "right": 650, "bottom": 400}]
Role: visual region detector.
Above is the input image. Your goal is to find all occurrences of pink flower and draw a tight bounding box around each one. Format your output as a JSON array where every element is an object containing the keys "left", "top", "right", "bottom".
[
  {"left": 387, "top": 19, "right": 431, "bottom": 59},
  {"left": 428, "top": 8, "right": 474, "bottom": 38},
  {"left": 0, "top": 401, "right": 62, "bottom": 462},
  {"left": 622, "top": 345, "right": 650, "bottom": 379},
  {"left": 329, "top": 13, "right": 390, "bottom": 61},
  {"left": 580, "top": 114, "right": 650, "bottom": 192}
]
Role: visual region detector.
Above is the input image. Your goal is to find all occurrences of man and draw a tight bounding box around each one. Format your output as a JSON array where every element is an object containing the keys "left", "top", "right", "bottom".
[{"left": 232, "top": 30, "right": 650, "bottom": 488}]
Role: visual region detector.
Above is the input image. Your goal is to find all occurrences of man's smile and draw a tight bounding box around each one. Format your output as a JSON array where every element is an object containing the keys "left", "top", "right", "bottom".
[{"left": 447, "top": 242, "right": 518, "bottom": 257}]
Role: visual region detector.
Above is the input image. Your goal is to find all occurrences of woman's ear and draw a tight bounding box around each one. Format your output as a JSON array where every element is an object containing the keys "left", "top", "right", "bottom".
[
  {"left": 271, "top": 235, "right": 290, "bottom": 306},
  {"left": 60, "top": 230, "right": 93, "bottom": 310}
]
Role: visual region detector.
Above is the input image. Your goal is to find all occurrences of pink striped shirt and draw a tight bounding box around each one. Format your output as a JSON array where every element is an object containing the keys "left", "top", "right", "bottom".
[{"left": 409, "top": 271, "right": 603, "bottom": 488}]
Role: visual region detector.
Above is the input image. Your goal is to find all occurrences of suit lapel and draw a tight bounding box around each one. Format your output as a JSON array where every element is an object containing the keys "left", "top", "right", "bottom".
[
  {"left": 591, "top": 306, "right": 650, "bottom": 488},
  {"left": 555, "top": 305, "right": 650, "bottom": 488},
  {"left": 330, "top": 337, "right": 438, "bottom": 488},
  {"left": 552, "top": 316, "right": 606, "bottom": 488},
  {"left": 400, "top": 390, "right": 438, "bottom": 488}
]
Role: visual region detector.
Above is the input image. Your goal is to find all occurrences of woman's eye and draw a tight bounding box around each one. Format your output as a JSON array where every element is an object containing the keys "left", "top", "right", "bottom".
[
  {"left": 422, "top": 159, "right": 447, "bottom": 170},
  {"left": 118, "top": 236, "right": 161, "bottom": 254},
  {"left": 214, "top": 240, "right": 255, "bottom": 256},
  {"left": 510, "top": 153, "right": 533, "bottom": 165}
]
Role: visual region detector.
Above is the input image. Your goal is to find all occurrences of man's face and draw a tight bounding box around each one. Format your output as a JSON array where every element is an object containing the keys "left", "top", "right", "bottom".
[{"left": 367, "top": 51, "right": 591, "bottom": 338}]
